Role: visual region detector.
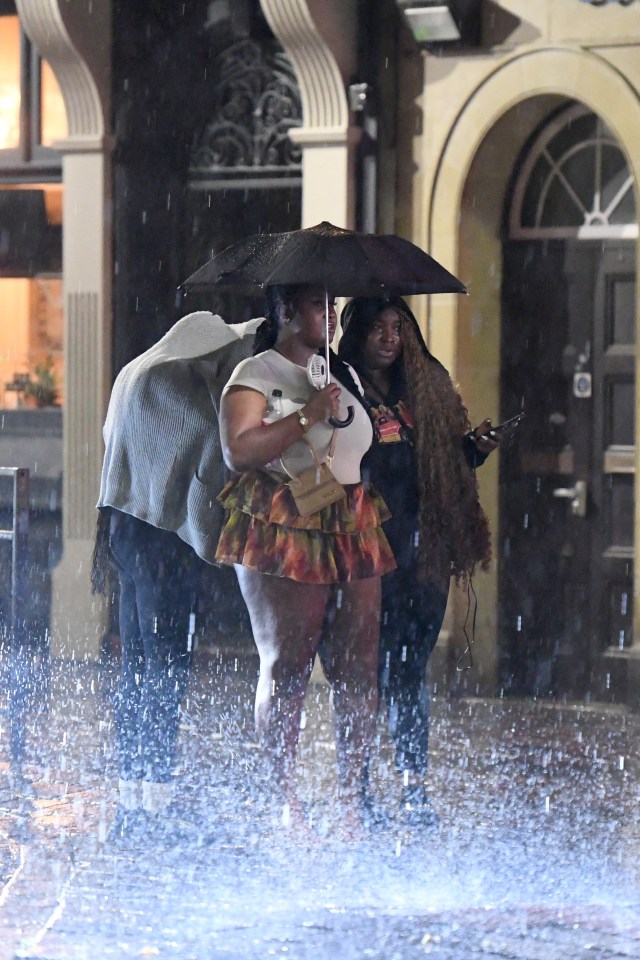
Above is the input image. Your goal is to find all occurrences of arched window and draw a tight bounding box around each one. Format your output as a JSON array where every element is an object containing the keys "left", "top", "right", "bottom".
[{"left": 509, "top": 103, "right": 637, "bottom": 240}]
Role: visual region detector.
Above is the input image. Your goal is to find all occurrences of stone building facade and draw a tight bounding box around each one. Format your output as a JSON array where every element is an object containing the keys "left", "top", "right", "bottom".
[{"left": 3, "top": 0, "right": 639, "bottom": 704}]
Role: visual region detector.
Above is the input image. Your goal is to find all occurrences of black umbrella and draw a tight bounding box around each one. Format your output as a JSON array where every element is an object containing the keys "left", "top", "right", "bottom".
[
  {"left": 181, "top": 221, "right": 467, "bottom": 298},
  {"left": 181, "top": 221, "right": 466, "bottom": 426}
]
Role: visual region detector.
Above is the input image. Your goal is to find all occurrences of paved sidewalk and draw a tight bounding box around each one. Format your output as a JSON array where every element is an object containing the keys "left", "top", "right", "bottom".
[{"left": 1, "top": 646, "right": 640, "bottom": 959}]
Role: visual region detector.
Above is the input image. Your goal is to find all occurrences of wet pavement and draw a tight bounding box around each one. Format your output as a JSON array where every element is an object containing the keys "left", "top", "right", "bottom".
[{"left": 1, "top": 644, "right": 640, "bottom": 960}]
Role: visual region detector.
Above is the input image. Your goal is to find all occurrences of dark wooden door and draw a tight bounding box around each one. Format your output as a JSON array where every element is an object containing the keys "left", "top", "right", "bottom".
[{"left": 499, "top": 240, "right": 636, "bottom": 700}]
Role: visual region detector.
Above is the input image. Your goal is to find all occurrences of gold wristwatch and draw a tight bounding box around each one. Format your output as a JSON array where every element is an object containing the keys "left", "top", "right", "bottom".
[{"left": 296, "top": 408, "right": 310, "bottom": 431}]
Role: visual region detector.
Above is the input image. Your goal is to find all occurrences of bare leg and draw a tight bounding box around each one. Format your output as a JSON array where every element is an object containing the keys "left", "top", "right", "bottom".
[
  {"left": 234, "top": 566, "right": 328, "bottom": 820},
  {"left": 319, "top": 577, "right": 381, "bottom": 837}
]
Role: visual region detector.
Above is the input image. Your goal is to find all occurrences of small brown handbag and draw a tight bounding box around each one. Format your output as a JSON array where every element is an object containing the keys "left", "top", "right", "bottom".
[{"left": 280, "top": 431, "right": 346, "bottom": 517}]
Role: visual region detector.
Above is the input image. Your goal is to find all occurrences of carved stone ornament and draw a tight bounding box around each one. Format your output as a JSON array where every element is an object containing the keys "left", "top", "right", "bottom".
[{"left": 190, "top": 39, "right": 302, "bottom": 175}]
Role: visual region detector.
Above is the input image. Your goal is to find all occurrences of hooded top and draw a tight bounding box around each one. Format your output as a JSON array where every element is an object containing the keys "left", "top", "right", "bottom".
[{"left": 97, "top": 311, "right": 260, "bottom": 563}]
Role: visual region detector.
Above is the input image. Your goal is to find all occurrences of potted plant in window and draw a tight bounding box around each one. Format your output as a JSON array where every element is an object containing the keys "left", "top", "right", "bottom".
[{"left": 23, "top": 357, "right": 59, "bottom": 408}]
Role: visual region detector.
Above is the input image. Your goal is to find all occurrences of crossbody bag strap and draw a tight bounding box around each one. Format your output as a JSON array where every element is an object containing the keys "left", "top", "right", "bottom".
[{"left": 279, "top": 428, "right": 336, "bottom": 481}]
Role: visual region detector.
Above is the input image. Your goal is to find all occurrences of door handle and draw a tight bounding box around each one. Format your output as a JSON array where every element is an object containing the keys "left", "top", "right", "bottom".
[{"left": 552, "top": 479, "right": 587, "bottom": 518}]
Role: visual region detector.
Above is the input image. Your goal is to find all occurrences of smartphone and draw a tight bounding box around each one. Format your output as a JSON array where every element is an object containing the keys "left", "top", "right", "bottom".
[{"left": 484, "top": 412, "right": 525, "bottom": 440}]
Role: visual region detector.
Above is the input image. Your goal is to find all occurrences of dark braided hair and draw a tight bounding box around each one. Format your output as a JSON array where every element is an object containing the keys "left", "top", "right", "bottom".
[
  {"left": 252, "top": 285, "right": 299, "bottom": 355},
  {"left": 339, "top": 295, "right": 491, "bottom": 583}
]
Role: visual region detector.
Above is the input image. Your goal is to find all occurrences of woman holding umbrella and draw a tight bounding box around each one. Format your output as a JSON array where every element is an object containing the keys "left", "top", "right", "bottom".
[
  {"left": 215, "top": 283, "right": 396, "bottom": 838},
  {"left": 338, "top": 295, "right": 497, "bottom": 825}
]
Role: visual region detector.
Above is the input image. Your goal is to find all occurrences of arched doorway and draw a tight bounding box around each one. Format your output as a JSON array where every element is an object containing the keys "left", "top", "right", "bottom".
[{"left": 499, "top": 103, "right": 638, "bottom": 700}]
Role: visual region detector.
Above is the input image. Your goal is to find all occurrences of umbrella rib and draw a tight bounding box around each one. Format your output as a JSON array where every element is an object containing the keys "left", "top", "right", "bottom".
[{"left": 354, "top": 234, "right": 379, "bottom": 288}]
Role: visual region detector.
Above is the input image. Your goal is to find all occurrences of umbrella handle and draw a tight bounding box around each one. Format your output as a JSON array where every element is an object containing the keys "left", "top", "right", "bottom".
[
  {"left": 329, "top": 406, "right": 355, "bottom": 429},
  {"left": 322, "top": 288, "right": 353, "bottom": 427}
]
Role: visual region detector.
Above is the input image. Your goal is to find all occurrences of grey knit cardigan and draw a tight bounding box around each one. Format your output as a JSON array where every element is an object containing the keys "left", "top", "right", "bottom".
[{"left": 97, "top": 311, "right": 260, "bottom": 564}]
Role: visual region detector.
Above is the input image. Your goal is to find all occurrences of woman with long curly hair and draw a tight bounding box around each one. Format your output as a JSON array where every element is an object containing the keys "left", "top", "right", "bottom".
[
  {"left": 216, "top": 284, "right": 396, "bottom": 839},
  {"left": 338, "top": 296, "right": 497, "bottom": 826}
]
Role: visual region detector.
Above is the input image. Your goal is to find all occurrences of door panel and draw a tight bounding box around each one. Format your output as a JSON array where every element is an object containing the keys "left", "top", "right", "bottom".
[{"left": 499, "top": 240, "right": 636, "bottom": 699}]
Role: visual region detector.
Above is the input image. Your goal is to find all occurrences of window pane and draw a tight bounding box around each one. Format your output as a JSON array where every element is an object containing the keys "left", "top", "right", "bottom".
[
  {"left": 0, "top": 184, "right": 63, "bottom": 408},
  {"left": 609, "top": 276, "right": 636, "bottom": 345},
  {"left": 41, "top": 59, "right": 67, "bottom": 146},
  {"left": 606, "top": 475, "right": 633, "bottom": 548},
  {"left": 609, "top": 179, "right": 636, "bottom": 224},
  {"left": 548, "top": 112, "right": 595, "bottom": 164},
  {"left": 608, "top": 380, "right": 635, "bottom": 446},
  {"left": 0, "top": 274, "right": 63, "bottom": 408},
  {"left": 0, "top": 15, "right": 20, "bottom": 150},
  {"left": 540, "top": 168, "right": 586, "bottom": 228},
  {"left": 521, "top": 155, "right": 550, "bottom": 228},
  {"left": 601, "top": 148, "right": 634, "bottom": 221}
]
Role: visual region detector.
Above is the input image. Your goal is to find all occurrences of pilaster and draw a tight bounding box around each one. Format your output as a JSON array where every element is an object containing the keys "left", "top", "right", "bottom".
[
  {"left": 16, "top": 0, "right": 113, "bottom": 659},
  {"left": 259, "top": 0, "right": 358, "bottom": 228}
]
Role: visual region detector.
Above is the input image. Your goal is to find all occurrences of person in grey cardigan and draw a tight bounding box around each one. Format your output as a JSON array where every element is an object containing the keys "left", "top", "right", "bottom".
[{"left": 93, "top": 311, "right": 260, "bottom": 841}]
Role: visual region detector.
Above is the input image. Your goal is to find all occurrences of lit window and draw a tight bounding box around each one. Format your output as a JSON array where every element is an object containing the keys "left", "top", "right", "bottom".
[
  {"left": 0, "top": 6, "right": 64, "bottom": 409},
  {"left": 0, "top": 183, "right": 63, "bottom": 408},
  {"left": 0, "top": 8, "right": 66, "bottom": 165},
  {"left": 41, "top": 59, "right": 67, "bottom": 147},
  {"left": 0, "top": 16, "right": 20, "bottom": 150}
]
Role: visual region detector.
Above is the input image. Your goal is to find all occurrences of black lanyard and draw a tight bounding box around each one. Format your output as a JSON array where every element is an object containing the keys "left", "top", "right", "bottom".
[{"left": 359, "top": 373, "right": 414, "bottom": 438}]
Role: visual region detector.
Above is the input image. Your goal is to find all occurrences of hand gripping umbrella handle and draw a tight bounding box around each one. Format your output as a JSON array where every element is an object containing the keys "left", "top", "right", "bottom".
[
  {"left": 322, "top": 289, "right": 354, "bottom": 428},
  {"left": 307, "top": 344, "right": 355, "bottom": 428},
  {"left": 329, "top": 407, "right": 354, "bottom": 429}
]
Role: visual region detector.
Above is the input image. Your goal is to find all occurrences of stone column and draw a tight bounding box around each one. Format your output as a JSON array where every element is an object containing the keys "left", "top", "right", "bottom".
[
  {"left": 259, "top": 0, "right": 359, "bottom": 228},
  {"left": 51, "top": 142, "right": 113, "bottom": 660},
  {"left": 16, "top": 0, "right": 113, "bottom": 659}
]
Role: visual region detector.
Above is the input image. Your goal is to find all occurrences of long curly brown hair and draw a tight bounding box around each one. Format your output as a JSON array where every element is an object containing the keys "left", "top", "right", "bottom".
[{"left": 339, "top": 296, "right": 491, "bottom": 583}]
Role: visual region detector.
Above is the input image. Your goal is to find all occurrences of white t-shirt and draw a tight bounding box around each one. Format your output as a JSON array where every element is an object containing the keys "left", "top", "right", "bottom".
[{"left": 222, "top": 349, "right": 373, "bottom": 484}]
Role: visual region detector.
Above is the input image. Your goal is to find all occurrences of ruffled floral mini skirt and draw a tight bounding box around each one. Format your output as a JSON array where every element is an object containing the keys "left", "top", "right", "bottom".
[{"left": 215, "top": 470, "right": 396, "bottom": 584}]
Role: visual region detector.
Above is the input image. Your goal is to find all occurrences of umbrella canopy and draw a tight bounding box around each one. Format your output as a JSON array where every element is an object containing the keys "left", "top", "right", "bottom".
[{"left": 181, "top": 221, "right": 466, "bottom": 297}]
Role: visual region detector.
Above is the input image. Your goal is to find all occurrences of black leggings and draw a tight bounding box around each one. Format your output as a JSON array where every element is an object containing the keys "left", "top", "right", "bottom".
[
  {"left": 378, "top": 569, "right": 448, "bottom": 775},
  {"left": 109, "top": 512, "right": 200, "bottom": 782}
]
